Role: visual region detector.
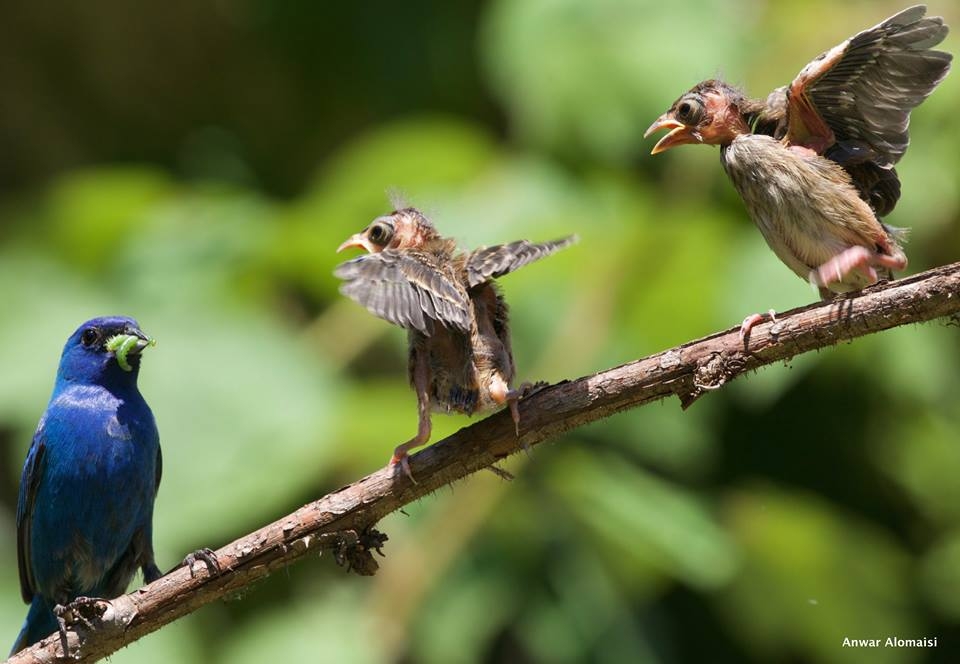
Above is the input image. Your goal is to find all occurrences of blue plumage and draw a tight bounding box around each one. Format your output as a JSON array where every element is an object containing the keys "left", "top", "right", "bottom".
[{"left": 11, "top": 316, "right": 162, "bottom": 654}]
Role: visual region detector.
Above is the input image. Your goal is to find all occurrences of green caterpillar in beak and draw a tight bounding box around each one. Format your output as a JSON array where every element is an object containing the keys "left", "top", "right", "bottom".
[{"left": 105, "top": 334, "right": 157, "bottom": 372}]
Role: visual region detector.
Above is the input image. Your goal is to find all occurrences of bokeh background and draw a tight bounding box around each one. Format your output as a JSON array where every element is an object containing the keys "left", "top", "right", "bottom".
[{"left": 1, "top": 1, "right": 958, "bottom": 662}]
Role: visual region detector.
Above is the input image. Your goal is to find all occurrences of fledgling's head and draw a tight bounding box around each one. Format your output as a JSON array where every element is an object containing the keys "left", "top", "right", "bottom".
[
  {"left": 336, "top": 207, "right": 441, "bottom": 255},
  {"left": 645, "top": 79, "right": 750, "bottom": 153},
  {"left": 58, "top": 316, "right": 155, "bottom": 387}
]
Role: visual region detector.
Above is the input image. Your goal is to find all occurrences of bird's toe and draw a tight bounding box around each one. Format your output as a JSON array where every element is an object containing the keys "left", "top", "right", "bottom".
[{"left": 182, "top": 548, "right": 221, "bottom": 578}]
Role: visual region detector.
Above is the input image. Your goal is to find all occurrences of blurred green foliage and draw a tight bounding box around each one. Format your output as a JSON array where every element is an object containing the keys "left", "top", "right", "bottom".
[{"left": 0, "top": 1, "right": 958, "bottom": 662}]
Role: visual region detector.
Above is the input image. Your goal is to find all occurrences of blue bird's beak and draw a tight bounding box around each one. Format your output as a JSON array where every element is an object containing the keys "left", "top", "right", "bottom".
[
  {"left": 107, "top": 327, "right": 157, "bottom": 372},
  {"left": 126, "top": 326, "right": 154, "bottom": 354}
]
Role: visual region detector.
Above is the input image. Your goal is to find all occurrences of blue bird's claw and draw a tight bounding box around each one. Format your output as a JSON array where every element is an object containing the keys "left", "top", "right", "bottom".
[
  {"left": 52, "top": 604, "right": 70, "bottom": 656},
  {"left": 52, "top": 597, "right": 108, "bottom": 655},
  {"left": 181, "top": 547, "right": 221, "bottom": 578}
]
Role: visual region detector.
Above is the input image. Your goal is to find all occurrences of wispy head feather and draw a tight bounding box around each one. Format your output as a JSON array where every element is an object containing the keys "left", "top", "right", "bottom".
[{"left": 386, "top": 187, "right": 409, "bottom": 211}]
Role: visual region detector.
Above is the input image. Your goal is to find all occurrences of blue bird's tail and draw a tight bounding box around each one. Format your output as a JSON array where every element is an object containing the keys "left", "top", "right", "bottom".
[{"left": 10, "top": 595, "right": 58, "bottom": 655}]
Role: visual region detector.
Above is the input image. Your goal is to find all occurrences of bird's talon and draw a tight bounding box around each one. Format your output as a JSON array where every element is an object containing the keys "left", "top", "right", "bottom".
[
  {"left": 505, "top": 380, "right": 546, "bottom": 437},
  {"left": 740, "top": 309, "right": 779, "bottom": 344},
  {"left": 739, "top": 313, "right": 765, "bottom": 342},
  {"left": 391, "top": 452, "right": 418, "bottom": 485},
  {"left": 52, "top": 595, "right": 109, "bottom": 651},
  {"left": 183, "top": 547, "right": 221, "bottom": 578},
  {"left": 53, "top": 606, "right": 70, "bottom": 654}
]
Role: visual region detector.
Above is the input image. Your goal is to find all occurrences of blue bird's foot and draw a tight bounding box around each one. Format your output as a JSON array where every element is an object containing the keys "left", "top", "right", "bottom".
[
  {"left": 181, "top": 547, "right": 221, "bottom": 578},
  {"left": 52, "top": 597, "right": 108, "bottom": 655}
]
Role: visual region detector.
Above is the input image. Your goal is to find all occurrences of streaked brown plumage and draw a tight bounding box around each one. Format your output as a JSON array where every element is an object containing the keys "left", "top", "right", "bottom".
[
  {"left": 335, "top": 207, "right": 576, "bottom": 477},
  {"left": 644, "top": 6, "right": 951, "bottom": 336}
]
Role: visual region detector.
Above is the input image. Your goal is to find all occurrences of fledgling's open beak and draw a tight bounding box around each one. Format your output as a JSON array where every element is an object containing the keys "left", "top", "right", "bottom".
[
  {"left": 644, "top": 114, "right": 700, "bottom": 154},
  {"left": 337, "top": 233, "right": 375, "bottom": 254}
]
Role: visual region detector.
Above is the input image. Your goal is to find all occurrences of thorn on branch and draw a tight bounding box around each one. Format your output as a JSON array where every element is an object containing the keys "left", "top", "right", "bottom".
[{"left": 486, "top": 464, "right": 515, "bottom": 481}]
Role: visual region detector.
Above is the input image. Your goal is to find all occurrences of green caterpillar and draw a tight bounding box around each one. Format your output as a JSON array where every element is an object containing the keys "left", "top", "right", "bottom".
[{"left": 105, "top": 334, "right": 157, "bottom": 372}]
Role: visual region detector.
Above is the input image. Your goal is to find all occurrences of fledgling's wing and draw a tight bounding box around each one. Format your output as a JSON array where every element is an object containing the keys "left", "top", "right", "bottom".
[
  {"left": 466, "top": 235, "right": 578, "bottom": 288},
  {"left": 16, "top": 432, "right": 46, "bottom": 603},
  {"left": 782, "top": 5, "right": 951, "bottom": 215},
  {"left": 335, "top": 250, "right": 472, "bottom": 335}
]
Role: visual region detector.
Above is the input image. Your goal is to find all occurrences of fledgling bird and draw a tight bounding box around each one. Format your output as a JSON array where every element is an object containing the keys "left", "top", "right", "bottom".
[
  {"left": 645, "top": 5, "right": 952, "bottom": 337},
  {"left": 11, "top": 317, "right": 162, "bottom": 654},
  {"left": 335, "top": 207, "right": 576, "bottom": 478}
]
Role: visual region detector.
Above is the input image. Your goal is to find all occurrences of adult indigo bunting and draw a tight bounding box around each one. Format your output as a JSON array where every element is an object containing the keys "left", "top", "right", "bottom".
[
  {"left": 11, "top": 316, "right": 162, "bottom": 654},
  {"left": 335, "top": 206, "right": 576, "bottom": 478},
  {"left": 645, "top": 6, "right": 951, "bottom": 337}
]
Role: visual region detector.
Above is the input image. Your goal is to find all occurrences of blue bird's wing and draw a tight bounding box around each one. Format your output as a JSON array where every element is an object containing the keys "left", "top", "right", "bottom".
[
  {"left": 16, "top": 431, "right": 46, "bottom": 604},
  {"left": 155, "top": 445, "right": 162, "bottom": 491}
]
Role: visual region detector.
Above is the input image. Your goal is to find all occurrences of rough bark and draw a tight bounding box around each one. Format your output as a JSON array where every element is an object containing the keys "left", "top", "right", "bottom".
[{"left": 8, "top": 261, "right": 960, "bottom": 664}]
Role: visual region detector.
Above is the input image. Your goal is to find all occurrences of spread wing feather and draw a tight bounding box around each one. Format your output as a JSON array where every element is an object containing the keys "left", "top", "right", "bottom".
[
  {"left": 786, "top": 5, "right": 952, "bottom": 216},
  {"left": 335, "top": 250, "right": 472, "bottom": 335},
  {"left": 784, "top": 5, "right": 951, "bottom": 215},
  {"left": 466, "top": 235, "right": 578, "bottom": 288}
]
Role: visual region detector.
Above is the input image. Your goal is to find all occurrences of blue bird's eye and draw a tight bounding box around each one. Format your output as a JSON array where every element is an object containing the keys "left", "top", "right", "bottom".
[{"left": 81, "top": 328, "right": 100, "bottom": 348}]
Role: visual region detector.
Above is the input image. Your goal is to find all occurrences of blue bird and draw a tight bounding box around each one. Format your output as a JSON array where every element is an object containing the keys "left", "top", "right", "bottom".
[{"left": 11, "top": 316, "right": 162, "bottom": 654}]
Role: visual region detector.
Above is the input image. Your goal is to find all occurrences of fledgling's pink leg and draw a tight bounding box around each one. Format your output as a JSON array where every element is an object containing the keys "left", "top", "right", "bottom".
[
  {"left": 391, "top": 353, "right": 432, "bottom": 483},
  {"left": 489, "top": 376, "right": 543, "bottom": 436},
  {"left": 809, "top": 246, "right": 907, "bottom": 290},
  {"left": 488, "top": 374, "right": 517, "bottom": 433},
  {"left": 391, "top": 419, "right": 430, "bottom": 484},
  {"left": 740, "top": 309, "right": 778, "bottom": 342},
  {"left": 505, "top": 382, "right": 540, "bottom": 435}
]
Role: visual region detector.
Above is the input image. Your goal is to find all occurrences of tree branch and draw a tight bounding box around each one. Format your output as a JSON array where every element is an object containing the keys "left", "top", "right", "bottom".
[{"left": 9, "top": 261, "right": 960, "bottom": 664}]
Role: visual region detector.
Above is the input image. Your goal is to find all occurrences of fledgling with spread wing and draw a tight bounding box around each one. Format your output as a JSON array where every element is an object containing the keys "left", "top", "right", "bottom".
[
  {"left": 335, "top": 207, "right": 576, "bottom": 478},
  {"left": 644, "top": 5, "right": 952, "bottom": 337}
]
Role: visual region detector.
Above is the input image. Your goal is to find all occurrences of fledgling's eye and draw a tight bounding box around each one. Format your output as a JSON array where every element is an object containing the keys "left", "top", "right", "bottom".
[
  {"left": 676, "top": 98, "right": 704, "bottom": 125},
  {"left": 368, "top": 223, "right": 394, "bottom": 247},
  {"left": 81, "top": 328, "right": 100, "bottom": 348}
]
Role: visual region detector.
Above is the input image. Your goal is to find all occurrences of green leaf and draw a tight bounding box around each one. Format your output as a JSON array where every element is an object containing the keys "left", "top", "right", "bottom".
[{"left": 550, "top": 447, "right": 739, "bottom": 589}]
